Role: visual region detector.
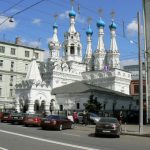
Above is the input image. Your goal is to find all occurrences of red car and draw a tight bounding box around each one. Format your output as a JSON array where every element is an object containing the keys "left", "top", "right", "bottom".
[
  {"left": 1, "top": 112, "right": 12, "bottom": 123},
  {"left": 41, "top": 115, "right": 74, "bottom": 131},
  {"left": 24, "top": 114, "right": 42, "bottom": 127}
]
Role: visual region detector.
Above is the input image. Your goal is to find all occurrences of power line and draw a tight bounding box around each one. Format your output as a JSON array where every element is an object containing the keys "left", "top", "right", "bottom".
[
  {"left": 0, "top": 0, "right": 46, "bottom": 26},
  {"left": 0, "top": 0, "right": 25, "bottom": 15}
]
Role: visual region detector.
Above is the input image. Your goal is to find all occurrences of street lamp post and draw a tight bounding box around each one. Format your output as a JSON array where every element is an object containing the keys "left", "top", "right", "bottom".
[{"left": 137, "top": 11, "right": 143, "bottom": 134}]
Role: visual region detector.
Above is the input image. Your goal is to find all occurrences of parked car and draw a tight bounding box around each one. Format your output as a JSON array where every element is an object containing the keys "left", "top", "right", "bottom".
[
  {"left": 0, "top": 112, "right": 3, "bottom": 120},
  {"left": 41, "top": 115, "right": 74, "bottom": 131},
  {"left": 11, "top": 112, "right": 27, "bottom": 124},
  {"left": 1, "top": 112, "right": 12, "bottom": 123},
  {"left": 95, "top": 117, "right": 121, "bottom": 138},
  {"left": 24, "top": 114, "right": 42, "bottom": 127},
  {"left": 78, "top": 112, "right": 101, "bottom": 124}
]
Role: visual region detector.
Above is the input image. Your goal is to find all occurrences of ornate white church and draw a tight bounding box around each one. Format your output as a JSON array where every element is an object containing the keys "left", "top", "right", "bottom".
[{"left": 15, "top": 7, "right": 135, "bottom": 114}]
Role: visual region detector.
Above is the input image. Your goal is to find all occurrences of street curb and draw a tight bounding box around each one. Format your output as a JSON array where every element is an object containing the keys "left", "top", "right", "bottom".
[{"left": 121, "top": 132, "right": 150, "bottom": 137}]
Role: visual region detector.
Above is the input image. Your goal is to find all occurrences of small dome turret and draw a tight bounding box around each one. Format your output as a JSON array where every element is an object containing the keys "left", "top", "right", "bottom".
[
  {"left": 109, "top": 21, "right": 117, "bottom": 29},
  {"left": 69, "top": 8, "right": 76, "bottom": 17},
  {"left": 97, "top": 18, "right": 105, "bottom": 28},
  {"left": 86, "top": 26, "right": 93, "bottom": 35},
  {"left": 53, "top": 22, "right": 58, "bottom": 29}
]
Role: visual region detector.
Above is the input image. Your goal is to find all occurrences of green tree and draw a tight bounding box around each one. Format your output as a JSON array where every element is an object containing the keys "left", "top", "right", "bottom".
[{"left": 83, "top": 95, "right": 102, "bottom": 113}]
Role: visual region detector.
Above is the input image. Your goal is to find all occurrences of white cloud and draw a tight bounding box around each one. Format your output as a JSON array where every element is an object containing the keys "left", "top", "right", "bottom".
[
  {"left": 29, "top": 41, "right": 41, "bottom": 48},
  {"left": 120, "top": 59, "right": 138, "bottom": 68},
  {"left": 127, "top": 19, "right": 143, "bottom": 37},
  {"left": 20, "top": 38, "right": 41, "bottom": 48},
  {"left": 32, "top": 18, "right": 41, "bottom": 25},
  {"left": 127, "top": 19, "right": 138, "bottom": 36},
  {"left": 59, "top": 11, "right": 69, "bottom": 20},
  {"left": 0, "top": 16, "right": 16, "bottom": 31}
]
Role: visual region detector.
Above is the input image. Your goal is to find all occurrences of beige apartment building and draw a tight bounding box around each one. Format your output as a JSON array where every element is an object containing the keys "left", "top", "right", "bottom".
[{"left": 0, "top": 38, "right": 44, "bottom": 110}]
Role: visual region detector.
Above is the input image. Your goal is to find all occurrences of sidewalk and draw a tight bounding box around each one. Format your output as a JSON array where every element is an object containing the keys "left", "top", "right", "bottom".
[
  {"left": 121, "top": 124, "right": 150, "bottom": 137},
  {"left": 75, "top": 124, "right": 150, "bottom": 137}
]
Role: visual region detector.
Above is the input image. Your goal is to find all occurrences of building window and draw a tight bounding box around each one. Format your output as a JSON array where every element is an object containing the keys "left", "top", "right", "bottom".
[
  {"left": 59, "top": 105, "right": 63, "bottom": 111},
  {"left": 0, "top": 75, "right": 2, "bottom": 81},
  {"left": 77, "top": 46, "right": 80, "bottom": 56},
  {"left": 10, "top": 89, "right": 13, "bottom": 97},
  {"left": 11, "top": 48, "right": 16, "bottom": 55},
  {"left": 0, "top": 60, "right": 3, "bottom": 67},
  {"left": 25, "top": 64, "right": 28, "bottom": 71},
  {"left": 11, "top": 61, "right": 14, "bottom": 71},
  {"left": 0, "top": 88, "right": 2, "bottom": 96},
  {"left": 25, "top": 51, "right": 30, "bottom": 57},
  {"left": 70, "top": 44, "right": 74, "bottom": 54},
  {"left": 34, "top": 52, "right": 39, "bottom": 59},
  {"left": 10, "top": 76, "right": 13, "bottom": 82},
  {"left": 76, "top": 103, "right": 80, "bottom": 109},
  {"left": 0, "top": 46, "right": 5, "bottom": 53},
  {"left": 134, "top": 85, "right": 139, "bottom": 94}
]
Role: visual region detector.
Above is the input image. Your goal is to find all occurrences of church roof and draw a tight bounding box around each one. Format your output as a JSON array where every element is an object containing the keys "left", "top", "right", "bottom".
[
  {"left": 52, "top": 81, "right": 131, "bottom": 97},
  {"left": 25, "top": 56, "right": 42, "bottom": 82}
]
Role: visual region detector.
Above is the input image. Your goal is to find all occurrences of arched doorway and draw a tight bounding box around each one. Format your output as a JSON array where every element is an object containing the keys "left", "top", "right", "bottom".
[
  {"left": 40, "top": 100, "right": 45, "bottom": 113},
  {"left": 34, "top": 100, "right": 40, "bottom": 113}
]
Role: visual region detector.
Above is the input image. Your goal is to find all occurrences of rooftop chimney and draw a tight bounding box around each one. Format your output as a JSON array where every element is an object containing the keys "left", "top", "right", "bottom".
[{"left": 15, "top": 37, "right": 21, "bottom": 45}]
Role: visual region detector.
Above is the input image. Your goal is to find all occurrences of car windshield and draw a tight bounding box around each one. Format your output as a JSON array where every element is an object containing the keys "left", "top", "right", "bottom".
[
  {"left": 47, "top": 115, "right": 60, "bottom": 120},
  {"left": 90, "top": 113, "right": 98, "bottom": 117},
  {"left": 100, "top": 117, "right": 118, "bottom": 123}
]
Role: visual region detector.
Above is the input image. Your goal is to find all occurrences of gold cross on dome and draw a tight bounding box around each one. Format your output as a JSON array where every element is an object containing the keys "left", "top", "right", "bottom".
[
  {"left": 87, "top": 17, "right": 92, "bottom": 25},
  {"left": 110, "top": 10, "right": 115, "bottom": 20},
  {"left": 98, "top": 8, "right": 103, "bottom": 17}
]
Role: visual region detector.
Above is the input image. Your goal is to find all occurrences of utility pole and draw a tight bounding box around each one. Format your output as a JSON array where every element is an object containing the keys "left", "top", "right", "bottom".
[{"left": 137, "top": 11, "right": 143, "bottom": 134}]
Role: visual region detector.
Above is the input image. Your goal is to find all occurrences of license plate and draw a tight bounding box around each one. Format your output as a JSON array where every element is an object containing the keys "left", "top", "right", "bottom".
[
  {"left": 4, "top": 117, "right": 8, "bottom": 118},
  {"left": 14, "top": 117, "right": 18, "bottom": 119},
  {"left": 102, "top": 130, "right": 110, "bottom": 133},
  {"left": 44, "top": 121, "right": 50, "bottom": 123}
]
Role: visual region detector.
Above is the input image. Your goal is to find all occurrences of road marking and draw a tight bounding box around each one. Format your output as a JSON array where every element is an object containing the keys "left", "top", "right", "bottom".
[
  {"left": 62, "top": 132, "right": 80, "bottom": 137},
  {"left": 0, "top": 129, "right": 100, "bottom": 150},
  {"left": 0, "top": 147, "right": 8, "bottom": 150}
]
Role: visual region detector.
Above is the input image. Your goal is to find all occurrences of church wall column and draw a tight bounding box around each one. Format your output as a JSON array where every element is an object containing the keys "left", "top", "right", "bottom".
[
  {"left": 15, "top": 97, "right": 21, "bottom": 112},
  {"left": 27, "top": 100, "right": 35, "bottom": 114},
  {"left": 45, "top": 101, "right": 50, "bottom": 115}
]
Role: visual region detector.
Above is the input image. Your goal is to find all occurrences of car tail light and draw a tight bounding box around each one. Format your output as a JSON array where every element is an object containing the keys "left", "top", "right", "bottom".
[{"left": 34, "top": 118, "right": 40, "bottom": 122}]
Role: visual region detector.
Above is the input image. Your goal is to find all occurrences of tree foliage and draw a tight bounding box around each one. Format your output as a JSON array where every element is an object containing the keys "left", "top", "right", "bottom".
[{"left": 83, "top": 95, "right": 103, "bottom": 113}]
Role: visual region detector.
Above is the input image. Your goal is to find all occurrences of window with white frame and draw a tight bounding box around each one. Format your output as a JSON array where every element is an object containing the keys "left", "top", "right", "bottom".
[
  {"left": 34, "top": 52, "right": 39, "bottom": 59},
  {"left": 0, "top": 60, "right": 3, "bottom": 67},
  {"left": 25, "top": 51, "right": 30, "bottom": 57},
  {"left": 11, "top": 48, "right": 16, "bottom": 55},
  {"left": 0, "top": 46, "right": 5, "bottom": 53}
]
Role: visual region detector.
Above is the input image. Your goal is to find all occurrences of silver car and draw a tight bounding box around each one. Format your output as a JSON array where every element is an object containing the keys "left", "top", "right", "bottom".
[{"left": 95, "top": 117, "right": 121, "bottom": 138}]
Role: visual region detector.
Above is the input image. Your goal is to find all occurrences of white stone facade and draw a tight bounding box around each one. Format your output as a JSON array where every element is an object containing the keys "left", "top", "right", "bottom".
[{"left": 0, "top": 40, "right": 44, "bottom": 110}]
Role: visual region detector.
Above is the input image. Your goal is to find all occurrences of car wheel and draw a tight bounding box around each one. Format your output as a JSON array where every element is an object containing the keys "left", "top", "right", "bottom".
[
  {"left": 58, "top": 124, "right": 63, "bottom": 131},
  {"left": 24, "top": 124, "right": 28, "bottom": 127}
]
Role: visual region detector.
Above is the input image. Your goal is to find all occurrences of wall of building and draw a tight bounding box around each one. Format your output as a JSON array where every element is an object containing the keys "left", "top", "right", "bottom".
[{"left": 0, "top": 41, "right": 44, "bottom": 110}]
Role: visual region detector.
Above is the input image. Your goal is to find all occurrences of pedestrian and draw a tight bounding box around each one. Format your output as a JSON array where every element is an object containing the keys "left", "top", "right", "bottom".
[
  {"left": 73, "top": 111, "right": 78, "bottom": 124},
  {"left": 82, "top": 111, "right": 88, "bottom": 126}
]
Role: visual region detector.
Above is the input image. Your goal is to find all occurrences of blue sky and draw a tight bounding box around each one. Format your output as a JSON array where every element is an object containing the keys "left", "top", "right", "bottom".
[{"left": 0, "top": 0, "right": 143, "bottom": 66}]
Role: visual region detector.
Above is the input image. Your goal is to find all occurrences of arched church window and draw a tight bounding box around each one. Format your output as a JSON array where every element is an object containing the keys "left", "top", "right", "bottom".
[
  {"left": 77, "top": 46, "right": 80, "bottom": 56},
  {"left": 70, "top": 44, "right": 74, "bottom": 54},
  {"left": 60, "top": 105, "right": 63, "bottom": 111}
]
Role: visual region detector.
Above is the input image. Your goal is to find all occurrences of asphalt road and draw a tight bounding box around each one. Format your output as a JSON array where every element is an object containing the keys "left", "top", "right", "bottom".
[{"left": 0, "top": 123, "right": 150, "bottom": 150}]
